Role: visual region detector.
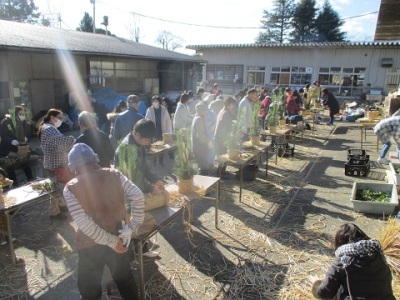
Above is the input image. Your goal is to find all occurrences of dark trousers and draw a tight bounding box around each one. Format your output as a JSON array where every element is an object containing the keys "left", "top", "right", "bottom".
[{"left": 78, "top": 245, "right": 138, "bottom": 300}]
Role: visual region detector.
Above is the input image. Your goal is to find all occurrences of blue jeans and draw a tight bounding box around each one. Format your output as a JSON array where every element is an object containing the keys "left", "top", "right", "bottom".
[{"left": 380, "top": 140, "right": 391, "bottom": 159}]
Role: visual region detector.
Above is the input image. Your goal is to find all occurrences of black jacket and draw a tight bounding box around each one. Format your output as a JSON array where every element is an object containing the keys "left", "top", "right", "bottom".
[
  {"left": 75, "top": 128, "right": 114, "bottom": 168},
  {"left": 322, "top": 92, "right": 340, "bottom": 114},
  {"left": 316, "top": 253, "right": 395, "bottom": 300},
  {"left": 0, "top": 117, "right": 27, "bottom": 157}
]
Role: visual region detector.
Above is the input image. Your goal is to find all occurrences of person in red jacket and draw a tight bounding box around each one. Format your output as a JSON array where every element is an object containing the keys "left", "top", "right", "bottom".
[
  {"left": 286, "top": 91, "right": 302, "bottom": 116},
  {"left": 259, "top": 96, "right": 272, "bottom": 130}
]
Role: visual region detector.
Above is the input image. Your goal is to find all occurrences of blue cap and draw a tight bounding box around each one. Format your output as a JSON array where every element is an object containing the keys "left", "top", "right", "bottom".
[{"left": 68, "top": 143, "right": 99, "bottom": 172}]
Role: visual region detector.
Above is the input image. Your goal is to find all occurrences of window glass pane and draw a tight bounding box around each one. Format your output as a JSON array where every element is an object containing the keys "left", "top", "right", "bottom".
[
  {"left": 330, "top": 67, "right": 341, "bottom": 73},
  {"left": 343, "top": 68, "right": 353, "bottom": 73},
  {"left": 256, "top": 73, "right": 265, "bottom": 85},
  {"left": 354, "top": 68, "right": 366, "bottom": 73},
  {"left": 319, "top": 74, "right": 330, "bottom": 85},
  {"left": 280, "top": 73, "right": 290, "bottom": 84},
  {"left": 270, "top": 73, "right": 279, "bottom": 84},
  {"left": 126, "top": 61, "right": 137, "bottom": 70},
  {"left": 302, "top": 74, "right": 312, "bottom": 84},
  {"left": 115, "top": 62, "right": 126, "bottom": 70},
  {"left": 271, "top": 67, "right": 280, "bottom": 72},
  {"left": 90, "top": 61, "right": 101, "bottom": 69},
  {"left": 281, "top": 67, "right": 290, "bottom": 72},
  {"left": 342, "top": 76, "right": 352, "bottom": 86},
  {"left": 247, "top": 72, "right": 255, "bottom": 85},
  {"left": 115, "top": 70, "right": 127, "bottom": 77},
  {"left": 332, "top": 75, "right": 342, "bottom": 85},
  {"left": 298, "top": 67, "right": 306, "bottom": 72},
  {"left": 0, "top": 82, "right": 10, "bottom": 100},
  {"left": 319, "top": 67, "right": 329, "bottom": 73},
  {"left": 127, "top": 70, "right": 138, "bottom": 78},
  {"left": 102, "top": 62, "right": 113, "bottom": 69},
  {"left": 291, "top": 67, "right": 298, "bottom": 72},
  {"left": 102, "top": 69, "right": 114, "bottom": 77},
  {"left": 90, "top": 68, "right": 102, "bottom": 76},
  {"left": 291, "top": 74, "right": 301, "bottom": 85}
]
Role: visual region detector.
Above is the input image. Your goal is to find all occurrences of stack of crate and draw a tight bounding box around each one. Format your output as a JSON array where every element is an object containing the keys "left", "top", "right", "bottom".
[{"left": 345, "top": 149, "right": 370, "bottom": 177}]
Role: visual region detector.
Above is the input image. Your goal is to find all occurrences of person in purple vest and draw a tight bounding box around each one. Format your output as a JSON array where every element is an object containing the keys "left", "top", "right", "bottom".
[{"left": 63, "top": 143, "right": 144, "bottom": 300}]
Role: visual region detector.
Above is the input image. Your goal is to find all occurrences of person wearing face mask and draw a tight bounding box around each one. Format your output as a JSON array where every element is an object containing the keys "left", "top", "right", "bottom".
[
  {"left": 145, "top": 96, "right": 172, "bottom": 141},
  {"left": 38, "top": 109, "right": 75, "bottom": 219},
  {"left": 0, "top": 106, "right": 34, "bottom": 185}
]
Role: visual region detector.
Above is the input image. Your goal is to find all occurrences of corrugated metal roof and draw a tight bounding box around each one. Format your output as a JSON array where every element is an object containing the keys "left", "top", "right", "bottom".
[
  {"left": 374, "top": 0, "right": 400, "bottom": 41},
  {"left": 0, "top": 20, "right": 199, "bottom": 62},
  {"left": 186, "top": 41, "right": 400, "bottom": 50}
]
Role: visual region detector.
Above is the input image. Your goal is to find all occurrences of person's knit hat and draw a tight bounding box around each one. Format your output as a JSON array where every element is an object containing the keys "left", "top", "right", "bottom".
[
  {"left": 195, "top": 101, "right": 208, "bottom": 113},
  {"left": 68, "top": 143, "right": 99, "bottom": 172}
]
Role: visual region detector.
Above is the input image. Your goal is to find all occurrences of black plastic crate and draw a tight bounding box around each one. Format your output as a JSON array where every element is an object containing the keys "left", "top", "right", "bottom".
[
  {"left": 347, "top": 149, "right": 369, "bottom": 160},
  {"left": 344, "top": 158, "right": 370, "bottom": 177}
]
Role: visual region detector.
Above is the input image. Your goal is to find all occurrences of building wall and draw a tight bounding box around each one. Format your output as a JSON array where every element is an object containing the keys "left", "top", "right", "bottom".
[
  {"left": 199, "top": 46, "right": 400, "bottom": 96},
  {"left": 0, "top": 50, "right": 191, "bottom": 117}
]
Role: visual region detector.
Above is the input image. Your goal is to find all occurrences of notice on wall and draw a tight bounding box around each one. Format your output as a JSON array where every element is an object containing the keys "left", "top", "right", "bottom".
[{"left": 217, "top": 71, "right": 224, "bottom": 80}]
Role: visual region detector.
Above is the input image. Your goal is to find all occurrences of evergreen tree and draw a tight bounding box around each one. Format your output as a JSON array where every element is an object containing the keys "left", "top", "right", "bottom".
[
  {"left": 0, "top": 0, "right": 40, "bottom": 23},
  {"left": 291, "top": 0, "right": 318, "bottom": 43},
  {"left": 76, "top": 12, "right": 93, "bottom": 32},
  {"left": 315, "top": 0, "right": 346, "bottom": 42},
  {"left": 256, "top": 0, "right": 296, "bottom": 44}
]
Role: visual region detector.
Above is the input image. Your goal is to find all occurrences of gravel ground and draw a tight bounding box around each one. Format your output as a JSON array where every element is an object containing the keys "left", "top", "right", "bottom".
[{"left": 0, "top": 117, "right": 397, "bottom": 299}]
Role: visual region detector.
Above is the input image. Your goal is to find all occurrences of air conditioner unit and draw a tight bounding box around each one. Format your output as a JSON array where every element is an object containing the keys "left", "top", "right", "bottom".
[
  {"left": 381, "top": 58, "right": 393, "bottom": 68},
  {"left": 305, "top": 67, "right": 313, "bottom": 74}
]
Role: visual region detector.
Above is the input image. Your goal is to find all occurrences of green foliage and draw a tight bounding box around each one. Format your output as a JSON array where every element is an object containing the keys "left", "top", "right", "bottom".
[
  {"left": 256, "top": 0, "right": 296, "bottom": 43},
  {"left": 266, "top": 89, "right": 284, "bottom": 127},
  {"left": 291, "top": 0, "right": 318, "bottom": 42},
  {"left": 77, "top": 12, "right": 93, "bottom": 32},
  {"left": 315, "top": 0, "right": 346, "bottom": 42},
  {"left": 249, "top": 100, "right": 261, "bottom": 136},
  {"left": 173, "top": 129, "right": 198, "bottom": 180},
  {"left": 116, "top": 143, "right": 138, "bottom": 181},
  {"left": 356, "top": 189, "right": 390, "bottom": 203},
  {"left": 0, "top": 0, "right": 40, "bottom": 23},
  {"left": 225, "top": 117, "right": 242, "bottom": 150}
]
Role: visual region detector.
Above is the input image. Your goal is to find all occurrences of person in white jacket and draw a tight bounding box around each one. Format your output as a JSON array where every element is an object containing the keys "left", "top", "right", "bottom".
[
  {"left": 145, "top": 96, "right": 172, "bottom": 141},
  {"left": 173, "top": 93, "right": 193, "bottom": 131}
]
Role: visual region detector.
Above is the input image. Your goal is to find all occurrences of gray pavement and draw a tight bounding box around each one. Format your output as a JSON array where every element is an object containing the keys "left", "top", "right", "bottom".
[{"left": 0, "top": 117, "right": 394, "bottom": 299}]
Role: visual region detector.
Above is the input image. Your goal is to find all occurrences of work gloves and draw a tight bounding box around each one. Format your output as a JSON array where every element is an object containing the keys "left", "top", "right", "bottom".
[
  {"left": 11, "top": 140, "right": 19, "bottom": 146},
  {"left": 118, "top": 220, "right": 132, "bottom": 247}
]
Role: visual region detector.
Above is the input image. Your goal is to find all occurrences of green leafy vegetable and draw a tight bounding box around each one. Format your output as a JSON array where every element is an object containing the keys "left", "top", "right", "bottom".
[{"left": 356, "top": 189, "right": 390, "bottom": 203}]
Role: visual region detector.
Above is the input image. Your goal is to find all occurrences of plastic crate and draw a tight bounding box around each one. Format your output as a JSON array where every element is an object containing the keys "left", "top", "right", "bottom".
[
  {"left": 347, "top": 149, "right": 369, "bottom": 160},
  {"left": 345, "top": 158, "right": 370, "bottom": 177}
]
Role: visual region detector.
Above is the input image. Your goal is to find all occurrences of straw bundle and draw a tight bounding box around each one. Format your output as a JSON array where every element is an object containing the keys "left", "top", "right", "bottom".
[{"left": 376, "top": 217, "right": 400, "bottom": 275}]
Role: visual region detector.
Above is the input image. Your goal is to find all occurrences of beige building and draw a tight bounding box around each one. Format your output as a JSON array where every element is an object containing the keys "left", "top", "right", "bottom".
[
  {"left": 187, "top": 42, "right": 400, "bottom": 97},
  {"left": 0, "top": 20, "right": 200, "bottom": 117}
]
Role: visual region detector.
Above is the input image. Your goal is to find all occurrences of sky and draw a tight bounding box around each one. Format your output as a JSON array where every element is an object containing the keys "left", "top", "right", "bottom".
[{"left": 35, "top": 0, "right": 381, "bottom": 54}]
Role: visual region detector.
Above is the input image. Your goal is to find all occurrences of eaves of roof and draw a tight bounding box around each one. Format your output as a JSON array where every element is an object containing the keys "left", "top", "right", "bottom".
[
  {"left": 0, "top": 20, "right": 203, "bottom": 63},
  {"left": 186, "top": 41, "right": 400, "bottom": 51}
]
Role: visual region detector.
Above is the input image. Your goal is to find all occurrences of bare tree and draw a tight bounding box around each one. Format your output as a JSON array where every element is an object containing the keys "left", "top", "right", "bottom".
[
  {"left": 125, "top": 13, "right": 141, "bottom": 42},
  {"left": 155, "top": 30, "right": 184, "bottom": 51}
]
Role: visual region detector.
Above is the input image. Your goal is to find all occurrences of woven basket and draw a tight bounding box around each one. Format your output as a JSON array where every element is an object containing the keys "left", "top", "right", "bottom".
[
  {"left": 228, "top": 149, "right": 240, "bottom": 160},
  {"left": 17, "top": 144, "right": 29, "bottom": 157},
  {"left": 178, "top": 178, "right": 194, "bottom": 194},
  {"left": 250, "top": 135, "right": 260, "bottom": 146},
  {"left": 144, "top": 190, "right": 169, "bottom": 211}
]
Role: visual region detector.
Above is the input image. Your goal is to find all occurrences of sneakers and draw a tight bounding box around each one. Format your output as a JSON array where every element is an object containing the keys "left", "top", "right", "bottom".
[
  {"left": 377, "top": 157, "right": 391, "bottom": 165},
  {"left": 326, "top": 122, "right": 333, "bottom": 126},
  {"left": 142, "top": 250, "right": 160, "bottom": 258}
]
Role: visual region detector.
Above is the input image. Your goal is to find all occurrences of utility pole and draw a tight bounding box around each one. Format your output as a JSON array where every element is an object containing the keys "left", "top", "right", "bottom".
[
  {"left": 90, "top": 0, "right": 96, "bottom": 33},
  {"left": 58, "top": 13, "right": 61, "bottom": 28}
]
